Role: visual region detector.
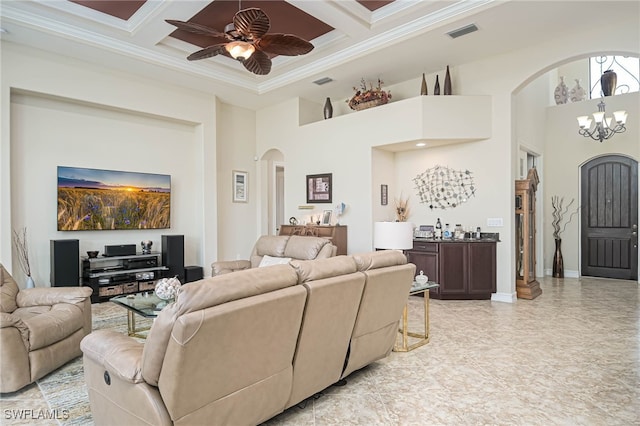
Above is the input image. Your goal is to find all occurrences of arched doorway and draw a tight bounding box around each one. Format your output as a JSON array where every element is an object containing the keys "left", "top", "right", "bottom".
[{"left": 580, "top": 155, "right": 638, "bottom": 280}]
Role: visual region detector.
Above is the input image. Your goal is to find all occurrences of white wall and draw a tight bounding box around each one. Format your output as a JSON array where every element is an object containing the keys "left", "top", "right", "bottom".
[
  {"left": 215, "top": 101, "right": 257, "bottom": 262},
  {"left": 1, "top": 42, "right": 218, "bottom": 287}
]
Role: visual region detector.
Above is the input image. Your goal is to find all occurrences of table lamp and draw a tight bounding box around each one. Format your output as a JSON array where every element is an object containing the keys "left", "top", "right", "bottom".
[{"left": 373, "top": 221, "right": 414, "bottom": 250}]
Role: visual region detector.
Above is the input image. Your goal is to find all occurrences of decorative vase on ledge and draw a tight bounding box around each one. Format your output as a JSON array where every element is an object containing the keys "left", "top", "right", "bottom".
[
  {"left": 323, "top": 97, "right": 333, "bottom": 119},
  {"left": 554, "top": 76, "right": 568, "bottom": 105},
  {"left": 434, "top": 75, "right": 441, "bottom": 95},
  {"left": 552, "top": 238, "right": 564, "bottom": 278},
  {"left": 444, "top": 65, "right": 452, "bottom": 95},
  {"left": 420, "top": 73, "right": 428, "bottom": 95},
  {"left": 600, "top": 70, "right": 617, "bottom": 96}
]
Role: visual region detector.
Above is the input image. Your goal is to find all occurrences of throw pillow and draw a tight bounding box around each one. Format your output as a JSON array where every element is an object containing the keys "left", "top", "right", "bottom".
[{"left": 258, "top": 255, "right": 292, "bottom": 268}]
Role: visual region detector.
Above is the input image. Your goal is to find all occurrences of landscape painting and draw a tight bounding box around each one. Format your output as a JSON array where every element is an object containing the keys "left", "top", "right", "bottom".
[{"left": 57, "top": 166, "right": 171, "bottom": 231}]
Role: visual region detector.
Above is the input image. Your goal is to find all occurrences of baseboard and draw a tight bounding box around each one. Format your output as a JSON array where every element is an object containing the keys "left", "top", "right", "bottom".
[
  {"left": 544, "top": 269, "right": 579, "bottom": 278},
  {"left": 491, "top": 292, "right": 517, "bottom": 303}
]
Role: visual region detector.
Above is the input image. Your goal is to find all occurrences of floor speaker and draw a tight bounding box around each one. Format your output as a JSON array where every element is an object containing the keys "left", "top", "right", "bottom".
[
  {"left": 162, "top": 235, "right": 184, "bottom": 282},
  {"left": 50, "top": 239, "right": 80, "bottom": 287}
]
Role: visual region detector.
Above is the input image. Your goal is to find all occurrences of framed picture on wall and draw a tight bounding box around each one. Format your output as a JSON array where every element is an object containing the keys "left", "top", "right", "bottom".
[
  {"left": 321, "top": 209, "right": 332, "bottom": 225},
  {"left": 381, "top": 184, "right": 388, "bottom": 205},
  {"left": 232, "top": 170, "right": 248, "bottom": 203},
  {"left": 306, "top": 173, "right": 332, "bottom": 203}
]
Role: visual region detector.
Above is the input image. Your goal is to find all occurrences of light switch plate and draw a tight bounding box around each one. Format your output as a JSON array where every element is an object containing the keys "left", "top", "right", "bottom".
[{"left": 487, "top": 218, "right": 503, "bottom": 227}]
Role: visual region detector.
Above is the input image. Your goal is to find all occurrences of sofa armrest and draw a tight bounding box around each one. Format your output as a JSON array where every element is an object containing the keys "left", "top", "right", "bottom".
[
  {"left": 0, "top": 312, "right": 29, "bottom": 348},
  {"left": 81, "top": 330, "right": 144, "bottom": 384},
  {"left": 211, "top": 260, "right": 251, "bottom": 276},
  {"left": 17, "top": 287, "right": 93, "bottom": 308}
]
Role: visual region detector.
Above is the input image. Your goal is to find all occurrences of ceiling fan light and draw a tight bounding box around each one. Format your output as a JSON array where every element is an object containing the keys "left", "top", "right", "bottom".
[{"left": 226, "top": 41, "right": 255, "bottom": 60}]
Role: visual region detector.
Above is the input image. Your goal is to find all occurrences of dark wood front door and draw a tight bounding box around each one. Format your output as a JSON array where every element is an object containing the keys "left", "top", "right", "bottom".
[{"left": 581, "top": 155, "right": 638, "bottom": 280}]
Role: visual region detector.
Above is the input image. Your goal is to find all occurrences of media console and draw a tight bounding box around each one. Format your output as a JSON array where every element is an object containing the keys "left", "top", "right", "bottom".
[{"left": 82, "top": 252, "right": 168, "bottom": 303}]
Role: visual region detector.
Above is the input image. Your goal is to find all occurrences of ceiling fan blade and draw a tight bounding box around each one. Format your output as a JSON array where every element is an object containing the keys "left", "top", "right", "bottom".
[
  {"left": 187, "top": 44, "right": 231, "bottom": 61},
  {"left": 165, "top": 20, "right": 228, "bottom": 40},
  {"left": 256, "top": 34, "right": 314, "bottom": 56},
  {"left": 242, "top": 49, "right": 272, "bottom": 75},
  {"left": 233, "top": 8, "right": 270, "bottom": 40}
]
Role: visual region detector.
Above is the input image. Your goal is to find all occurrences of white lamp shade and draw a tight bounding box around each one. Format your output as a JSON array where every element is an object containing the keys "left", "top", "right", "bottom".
[
  {"left": 374, "top": 222, "right": 414, "bottom": 250},
  {"left": 613, "top": 110, "right": 627, "bottom": 123}
]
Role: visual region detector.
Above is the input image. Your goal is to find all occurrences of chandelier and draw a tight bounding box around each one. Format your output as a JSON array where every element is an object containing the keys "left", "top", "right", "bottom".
[{"left": 577, "top": 101, "right": 627, "bottom": 142}]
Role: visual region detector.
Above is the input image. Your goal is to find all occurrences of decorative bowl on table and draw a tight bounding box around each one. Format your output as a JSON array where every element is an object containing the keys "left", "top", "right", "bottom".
[
  {"left": 155, "top": 276, "right": 181, "bottom": 301},
  {"left": 87, "top": 251, "right": 99, "bottom": 258}
]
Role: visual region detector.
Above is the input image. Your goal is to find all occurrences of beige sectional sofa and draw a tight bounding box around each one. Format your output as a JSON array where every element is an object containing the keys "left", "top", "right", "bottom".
[
  {"left": 81, "top": 250, "right": 415, "bottom": 425},
  {"left": 211, "top": 235, "right": 337, "bottom": 276}
]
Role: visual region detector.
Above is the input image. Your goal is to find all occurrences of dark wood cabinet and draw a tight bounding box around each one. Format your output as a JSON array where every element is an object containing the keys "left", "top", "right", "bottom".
[
  {"left": 439, "top": 243, "right": 468, "bottom": 296},
  {"left": 406, "top": 239, "right": 497, "bottom": 300},
  {"left": 406, "top": 244, "right": 439, "bottom": 297},
  {"left": 279, "top": 225, "right": 347, "bottom": 255}
]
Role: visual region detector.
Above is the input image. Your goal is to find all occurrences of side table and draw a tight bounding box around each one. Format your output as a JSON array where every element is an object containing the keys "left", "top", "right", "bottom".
[
  {"left": 394, "top": 282, "right": 439, "bottom": 352},
  {"left": 110, "top": 292, "right": 166, "bottom": 338}
]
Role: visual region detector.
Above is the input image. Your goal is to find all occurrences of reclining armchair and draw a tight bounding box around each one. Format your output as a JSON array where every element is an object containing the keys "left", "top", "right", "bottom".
[
  {"left": 0, "top": 264, "right": 93, "bottom": 393},
  {"left": 211, "top": 235, "right": 337, "bottom": 276}
]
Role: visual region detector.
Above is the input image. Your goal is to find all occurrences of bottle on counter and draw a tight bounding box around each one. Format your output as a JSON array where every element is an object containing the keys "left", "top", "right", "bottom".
[
  {"left": 443, "top": 223, "right": 452, "bottom": 239},
  {"left": 475, "top": 227, "right": 482, "bottom": 239},
  {"left": 455, "top": 224, "right": 465, "bottom": 239},
  {"left": 435, "top": 218, "right": 442, "bottom": 239}
]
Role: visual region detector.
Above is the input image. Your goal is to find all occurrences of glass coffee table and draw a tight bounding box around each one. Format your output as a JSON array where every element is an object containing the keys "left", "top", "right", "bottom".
[
  {"left": 110, "top": 292, "right": 171, "bottom": 338},
  {"left": 394, "top": 281, "right": 440, "bottom": 352}
]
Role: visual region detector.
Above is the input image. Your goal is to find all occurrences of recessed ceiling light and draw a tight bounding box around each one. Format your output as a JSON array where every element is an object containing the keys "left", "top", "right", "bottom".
[
  {"left": 313, "top": 77, "right": 333, "bottom": 86},
  {"left": 447, "top": 23, "right": 478, "bottom": 39},
  {"left": 416, "top": 142, "right": 426, "bottom": 147}
]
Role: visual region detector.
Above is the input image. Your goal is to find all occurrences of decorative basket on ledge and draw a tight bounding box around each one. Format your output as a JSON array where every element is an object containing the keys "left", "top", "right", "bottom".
[
  {"left": 347, "top": 78, "right": 391, "bottom": 111},
  {"left": 348, "top": 95, "right": 389, "bottom": 111}
]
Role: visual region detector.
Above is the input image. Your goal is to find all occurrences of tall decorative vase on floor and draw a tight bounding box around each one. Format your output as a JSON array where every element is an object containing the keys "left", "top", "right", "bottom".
[
  {"left": 444, "top": 65, "right": 452, "bottom": 95},
  {"left": 323, "top": 97, "right": 333, "bottom": 119},
  {"left": 553, "top": 239, "right": 564, "bottom": 278},
  {"left": 600, "top": 70, "right": 617, "bottom": 96}
]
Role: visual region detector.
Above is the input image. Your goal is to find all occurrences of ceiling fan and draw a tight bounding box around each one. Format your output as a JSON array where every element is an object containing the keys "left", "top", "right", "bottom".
[{"left": 166, "top": 8, "right": 314, "bottom": 75}]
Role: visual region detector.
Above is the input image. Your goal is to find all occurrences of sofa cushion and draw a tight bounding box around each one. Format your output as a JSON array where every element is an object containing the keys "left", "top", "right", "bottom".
[
  {"left": 258, "top": 255, "right": 292, "bottom": 267},
  {"left": 13, "top": 303, "right": 84, "bottom": 351},
  {"left": 352, "top": 250, "right": 407, "bottom": 271},
  {"left": 283, "top": 236, "right": 330, "bottom": 260},
  {"left": 290, "top": 256, "right": 357, "bottom": 283},
  {"left": 142, "top": 264, "right": 299, "bottom": 386},
  {"left": 254, "top": 236, "right": 290, "bottom": 257},
  {"left": 0, "top": 264, "right": 19, "bottom": 313}
]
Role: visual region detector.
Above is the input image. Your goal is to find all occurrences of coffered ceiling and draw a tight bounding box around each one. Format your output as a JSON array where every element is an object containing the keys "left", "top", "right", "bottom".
[{"left": 1, "top": 1, "right": 637, "bottom": 110}]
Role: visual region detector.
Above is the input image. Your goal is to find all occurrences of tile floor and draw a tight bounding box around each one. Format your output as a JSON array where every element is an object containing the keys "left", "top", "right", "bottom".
[
  {"left": 264, "top": 276, "right": 640, "bottom": 425},
  {"left": 1, "top": 276, "right": 638, "bottom": 425}
]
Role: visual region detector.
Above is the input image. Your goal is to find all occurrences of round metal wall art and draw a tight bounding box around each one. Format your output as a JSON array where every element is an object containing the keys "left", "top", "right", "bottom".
[{"left": 413, "top": 165, "right": 476, "bottom": 209}]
